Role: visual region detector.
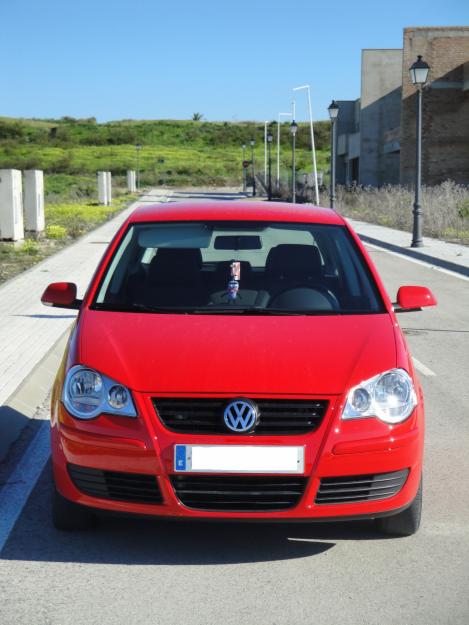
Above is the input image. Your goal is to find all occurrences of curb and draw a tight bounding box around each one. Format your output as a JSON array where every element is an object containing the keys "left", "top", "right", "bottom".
[
  {"left": 0, "top": 325, "right": 69, "bottom": 463},
  {"left": 358, "top": 233, "right": 469, "bottom": 279}
]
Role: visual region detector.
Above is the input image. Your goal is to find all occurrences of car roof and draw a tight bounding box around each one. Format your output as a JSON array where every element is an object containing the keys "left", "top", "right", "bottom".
[{"left": 129, "top": 200, "right": 346, "bottom": 225}]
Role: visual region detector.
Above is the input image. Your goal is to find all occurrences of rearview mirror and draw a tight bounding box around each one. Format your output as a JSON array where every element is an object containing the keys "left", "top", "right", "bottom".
[
  {"left": 394, "top": 286, "right": 437, "bottom": 312},
  {"left": 41, "top": 282, "right": 81, "bottom": 310}
]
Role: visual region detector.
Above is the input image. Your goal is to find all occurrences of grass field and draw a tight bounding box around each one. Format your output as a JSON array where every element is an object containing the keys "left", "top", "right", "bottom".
[{"left": 0, "top": 117, "right": 330, "bottom": 188}]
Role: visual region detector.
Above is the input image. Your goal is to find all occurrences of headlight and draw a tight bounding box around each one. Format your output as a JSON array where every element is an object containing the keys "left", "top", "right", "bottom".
[
  {"left": 62, "top": 365, "right": 137, "bottom": 420},
  {"left": 342, "top": 368, "right": 417, "bottom": 424}
]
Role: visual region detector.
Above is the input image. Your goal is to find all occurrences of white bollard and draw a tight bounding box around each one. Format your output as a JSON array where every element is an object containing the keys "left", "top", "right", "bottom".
[
  {"left": 127, "top": 170, "right": 136, "bottom": 192},
  {"left": 106, "top": 171, "right": 112, "bottom": 205},
  {"left": 24, "top": 170, "right": 45, "bottom": 235},
  {"left": 97, "top": 171, "right": 108, "bottom": 206},
  {"left": 0, "top": 169, "right": 24, "bottom": 241}
]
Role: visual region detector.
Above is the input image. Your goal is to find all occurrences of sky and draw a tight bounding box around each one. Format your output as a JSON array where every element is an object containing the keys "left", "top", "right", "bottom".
[{"left": 0, "top": 0, "right": 468, "bottom": 123}]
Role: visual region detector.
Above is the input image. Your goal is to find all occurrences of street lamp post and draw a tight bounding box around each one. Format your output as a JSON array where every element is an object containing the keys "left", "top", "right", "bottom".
[
  {"left": 250, "top": 140, "right": 256, "bottom": 197},
  {"left": 135, "top": 143, "right": 142, "bottom": 190},
  {"left": 328, "top": 101, "right": 339, "bottom": 209},
  {"left": 242, "top": 143, "right": 247, "bottom": 193},
  {"left": 290, "top": 121, "right": 298, "bottom": 203},
  {"left": 409, "top": 55, "right": 430, "bottom": 248},
  {"left": 293, "top": 84, "right": 320, "bottom": 205},
  {"left": 267, "top": 132, "right": 273, "bottom": 200},
  {"left": 277, "top": 112, "right": 292, "bottom": 189}
]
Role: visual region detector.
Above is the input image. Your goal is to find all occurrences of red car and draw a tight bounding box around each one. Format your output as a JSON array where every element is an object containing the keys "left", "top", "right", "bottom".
[{"left": 42, "top": 201, "right": 436, "bottom": 536}]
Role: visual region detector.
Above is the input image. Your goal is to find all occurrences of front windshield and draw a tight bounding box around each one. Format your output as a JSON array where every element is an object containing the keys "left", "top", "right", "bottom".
[{"left": 93, "top": 221, "right": 384, "bottom": 314}]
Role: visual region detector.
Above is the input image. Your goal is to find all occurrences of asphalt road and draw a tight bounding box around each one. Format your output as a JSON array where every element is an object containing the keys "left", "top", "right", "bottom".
[{"left": 0, "top": 197, "right": 468, "bottom": 625}]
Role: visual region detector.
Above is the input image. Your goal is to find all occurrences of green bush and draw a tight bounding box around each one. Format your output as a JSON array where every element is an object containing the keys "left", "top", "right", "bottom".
[
  {"left": 457, "top": 199, "right": 469, "bottom": 219},
  {"left": 46, "top": 224, "right": 67, "bottom": 239},
  {"left": 19, "top": 239, "right": 40, "bottom": 254},
  {"left": 45, "top": 202, "right": 122, "bottom": 239}
]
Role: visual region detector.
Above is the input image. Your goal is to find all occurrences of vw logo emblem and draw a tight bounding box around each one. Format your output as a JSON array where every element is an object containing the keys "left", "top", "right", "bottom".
[{"left": 223, "top": 399, "right": 258, "bottom": 433}]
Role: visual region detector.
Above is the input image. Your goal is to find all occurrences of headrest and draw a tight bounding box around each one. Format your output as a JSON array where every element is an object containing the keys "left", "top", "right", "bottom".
[
  {"left": 265, "top": 244, "right": 322, "bottom": 281},
  {"left": 149, "top": 248, "right": 202, "bottom": 286}
]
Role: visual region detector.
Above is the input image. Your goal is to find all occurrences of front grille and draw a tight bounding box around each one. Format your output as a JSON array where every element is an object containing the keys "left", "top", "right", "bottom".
[
  {"left": 171, "top": 475, "right": 308, "bottom": 511},
  {"left": 315, "top": 469, "right": 409, "bottom": 505},
  {"left": 153, "top": 398, "right": 328, "bottom": 435},
  {"left": 68, "top": 464, "right": 163, "bottom": 504}
]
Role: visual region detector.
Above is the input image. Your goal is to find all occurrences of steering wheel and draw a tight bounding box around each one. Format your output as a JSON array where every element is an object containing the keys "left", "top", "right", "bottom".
[{"left": 268, "top": 284, "right": 340, "bottom": 310}]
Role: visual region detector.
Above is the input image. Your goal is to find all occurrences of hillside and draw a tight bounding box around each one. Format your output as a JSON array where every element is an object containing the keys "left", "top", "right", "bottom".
[{"left": 0, "top": 116, "right": 330, "bottom": 188}]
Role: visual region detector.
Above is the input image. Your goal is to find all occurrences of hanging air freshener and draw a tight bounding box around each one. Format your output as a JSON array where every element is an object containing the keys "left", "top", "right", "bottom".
[
  {"left": 227, "top": 260, "right": 241, "bottom": 301},
  {"left": 228, "top": 279, "right": 240, "bottom": 301}
]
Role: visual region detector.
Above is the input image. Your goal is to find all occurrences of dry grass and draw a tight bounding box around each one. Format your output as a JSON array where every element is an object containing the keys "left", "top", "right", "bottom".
[{"left": 328, "top": 181, "right": 469, "bottom": 244}]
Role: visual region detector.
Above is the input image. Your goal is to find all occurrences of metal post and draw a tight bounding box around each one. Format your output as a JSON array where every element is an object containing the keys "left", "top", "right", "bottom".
[
  {"left": 136, "top": 145, "right": 141, "bottom": 190},
  {"left": 242, "top": 144, "right": 247, "bottom": 193},
  {"left": 412, "top": 87, "right": 423, "bottom": 247},
  {"left": 306, "top": 88, "right": 319, "bottom": 205},
  {"left": 294, "top": 85, "right": 319, "bottom": 204},
  {"left": 276, "top": 120, "right": 281, "bottom": 189},
  {"left": 276, "top": 112, "right": 292, "bottom": 190},
  {"left": 264, "top": 122, "right": 268, "bottom": 185},
  {"left": 251, "top": 142, "right": 256, "bottom": 197},
  {"left": 267, "top": 139, "right": 272, "bottom": 200},
  {"left": 292, "top": 133, "right": 296, "bottom": 203},
  {"left": 329, "top": 119, "right": 337, "bottom": 209}
]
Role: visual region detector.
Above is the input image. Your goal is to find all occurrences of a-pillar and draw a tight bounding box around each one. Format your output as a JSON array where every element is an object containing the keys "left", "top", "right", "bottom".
[
  {"left": 0, "top": 169, "right": 24, "bottom": 241},
  {"left": 24, "top": 170, "right": 45, "bottom": 236},
  {"left": 97, "top": 171, "right": 108, "bottom": 205}
]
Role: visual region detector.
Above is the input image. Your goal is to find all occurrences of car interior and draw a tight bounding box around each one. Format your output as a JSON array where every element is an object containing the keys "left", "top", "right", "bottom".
[{"left": 95, "top": 222, "right": 383, "bottom": 313}]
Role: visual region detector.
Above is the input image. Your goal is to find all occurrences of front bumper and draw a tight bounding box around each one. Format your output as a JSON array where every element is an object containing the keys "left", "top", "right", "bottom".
[{"left": 51, "top": 390, "right": 424, "bottom": 521}]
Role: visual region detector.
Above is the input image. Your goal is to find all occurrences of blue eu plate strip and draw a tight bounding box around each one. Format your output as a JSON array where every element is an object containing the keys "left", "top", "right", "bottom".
[{"left": 175, "top": 445, "right": 187, "bottom": 472}]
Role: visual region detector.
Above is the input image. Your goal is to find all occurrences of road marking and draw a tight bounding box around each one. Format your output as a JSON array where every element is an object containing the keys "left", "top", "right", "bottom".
[
  {"left": 0, "top": 421, "right": 50, "bottom": 553},
  {"left": 364, "top": 241, "right": 469, "bottom": 283},
  {"left": 412, "top": 357, "right": 436, "bottom": 377}
]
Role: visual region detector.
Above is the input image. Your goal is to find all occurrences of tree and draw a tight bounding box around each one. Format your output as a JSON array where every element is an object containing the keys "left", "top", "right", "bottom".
[{"left": 192, "top": 113, "right": 204, "bottom": 121}]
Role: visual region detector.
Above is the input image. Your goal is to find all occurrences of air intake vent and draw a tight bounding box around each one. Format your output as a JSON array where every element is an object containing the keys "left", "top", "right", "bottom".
[
  {"left": 68, "top": 464, "right": 163, "bottom": 504},
  {"left": 171, "top": 475, "right": 308, "bottom": 511},
  {"left": 154, "top": 398, "right": 328, "bottom": 435},
  {"left": 315, "top": 469, "right": 409, "bottom": 505}
]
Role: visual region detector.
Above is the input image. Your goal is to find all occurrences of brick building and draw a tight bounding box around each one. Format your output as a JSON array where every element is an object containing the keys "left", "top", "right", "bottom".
[{"left": 336, "top": 26, "right": 469, "bottom": 187}]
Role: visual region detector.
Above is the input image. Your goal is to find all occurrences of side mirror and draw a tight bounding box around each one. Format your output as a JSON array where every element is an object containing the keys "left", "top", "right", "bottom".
[
  {"left": 394, "top": 286, "right": 437, "bottom": 312},
  {"left": 41, "top": 282, "right": 81, "bottom": 310}
]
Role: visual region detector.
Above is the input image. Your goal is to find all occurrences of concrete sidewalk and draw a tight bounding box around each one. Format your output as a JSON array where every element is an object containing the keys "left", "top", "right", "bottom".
[{"left": 348, "top": 218, "right": 469, "bottom": 278}]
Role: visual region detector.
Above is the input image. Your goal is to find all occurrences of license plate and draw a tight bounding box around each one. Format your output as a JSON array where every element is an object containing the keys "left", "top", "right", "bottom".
[{"left": 174, "top": 445, "right": 304, "bottom": 474}]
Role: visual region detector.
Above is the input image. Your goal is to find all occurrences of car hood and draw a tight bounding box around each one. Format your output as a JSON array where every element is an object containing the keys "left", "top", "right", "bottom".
[{"left": 78, "top": 311, "right": 396, "bottom": 395}]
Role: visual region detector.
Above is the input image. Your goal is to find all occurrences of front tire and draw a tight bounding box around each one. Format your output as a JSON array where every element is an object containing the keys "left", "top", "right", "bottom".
[
  {"left": 376, "top": 478, "right": 422, "bottom": 537},
  {"left": 52, "top": 488, "right": 96, "bottom": 531}
]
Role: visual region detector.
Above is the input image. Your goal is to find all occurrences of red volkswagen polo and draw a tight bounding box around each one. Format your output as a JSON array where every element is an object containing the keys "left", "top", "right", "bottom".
[{"left": 42, "top": 201, "right": 436, "bottom": 536}]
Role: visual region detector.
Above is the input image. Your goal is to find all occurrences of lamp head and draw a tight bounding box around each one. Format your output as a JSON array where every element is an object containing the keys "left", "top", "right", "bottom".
[
  {"left": 409, "top": 55, "right": 430, "bottom": 86},
  {"left": 328, "top": 100, "right": 339, "bottom": 121}
]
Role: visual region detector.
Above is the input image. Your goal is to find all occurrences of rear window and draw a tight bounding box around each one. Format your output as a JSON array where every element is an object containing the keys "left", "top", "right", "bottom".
[{"left": 93, "top": 221, "right": 384, "bottom": 315}]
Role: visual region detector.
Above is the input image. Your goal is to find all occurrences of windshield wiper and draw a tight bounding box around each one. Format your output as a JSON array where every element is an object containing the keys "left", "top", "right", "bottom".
[
  {"left": 91, "top": 303, "right": 197, "bottom": 314},
  {"left": 92, "top": 303, "right": 352, "bottom": 316},
  {"left": 191, "top": 308, "right": 304, "bottom": 315}
]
